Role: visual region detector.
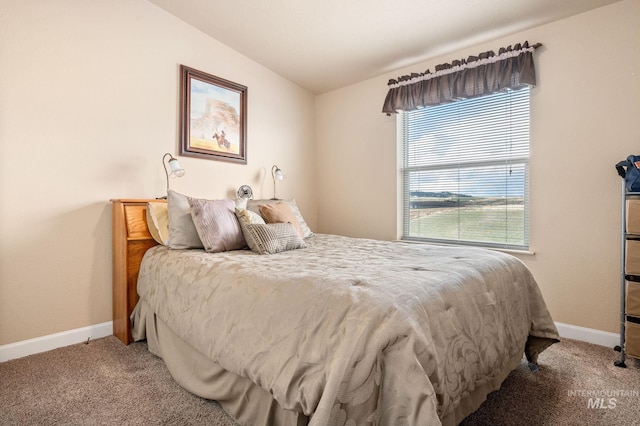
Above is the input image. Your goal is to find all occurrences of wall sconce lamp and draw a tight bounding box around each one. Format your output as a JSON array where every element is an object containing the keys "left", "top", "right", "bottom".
[
  {"left": 271, "top": 165, "right": 284, "bottom": 200},
  {"left": 161, "top": 153, "right": 185, "bottom": 198}
]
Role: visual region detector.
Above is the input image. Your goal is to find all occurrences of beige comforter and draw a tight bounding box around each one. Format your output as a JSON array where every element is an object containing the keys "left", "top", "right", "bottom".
[{"left": 136, "top": 234, "right": 559, "bottom": 425}]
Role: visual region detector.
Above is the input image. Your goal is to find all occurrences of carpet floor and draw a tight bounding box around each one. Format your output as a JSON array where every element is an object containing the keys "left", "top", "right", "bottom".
[{"left": 1, "top": 336, "right": 639, "bottom": 425}]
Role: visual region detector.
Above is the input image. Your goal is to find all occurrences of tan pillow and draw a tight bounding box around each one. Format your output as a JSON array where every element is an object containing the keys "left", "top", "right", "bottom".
[
  {"left": 259, "top": 203, "right": 304, "bottom": 238},
  {"left": 146, "top": 202, "right": 169, "bottom": 245},
  {"left": 247, "top": 199, "right": 313, "bottom": 238}
]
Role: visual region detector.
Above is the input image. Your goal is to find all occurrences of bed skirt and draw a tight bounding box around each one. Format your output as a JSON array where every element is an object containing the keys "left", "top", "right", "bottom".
[
  {"left": 132, "top": 300, "right": 308, "bottom": 426},
  {"left": 132, "top": 299, "right": 534, "bottom": 426}
]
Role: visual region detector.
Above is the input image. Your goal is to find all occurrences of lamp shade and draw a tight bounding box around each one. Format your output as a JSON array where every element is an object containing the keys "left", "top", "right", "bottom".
[
  {"left": 274, "top": 168, "right": 284, "bottom": 181},
  {"left": 271, "top": 165, "right": 284, "bottom": 200},
  {"left": 162, "top": 153, "right": 185, "bottom": 197},
  {"left": 168, "top": 157, "right": 185, "bottom": 177}
]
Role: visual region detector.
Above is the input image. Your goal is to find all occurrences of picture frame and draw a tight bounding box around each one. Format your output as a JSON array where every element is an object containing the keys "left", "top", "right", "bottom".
[{"left": 179, "top": 65, "right": 247, "bottom": 164}]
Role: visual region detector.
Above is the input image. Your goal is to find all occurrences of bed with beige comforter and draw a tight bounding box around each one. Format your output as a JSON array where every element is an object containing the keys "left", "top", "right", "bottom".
[{"left": 132, "top": 234, "right": 559, "bottom": 425}]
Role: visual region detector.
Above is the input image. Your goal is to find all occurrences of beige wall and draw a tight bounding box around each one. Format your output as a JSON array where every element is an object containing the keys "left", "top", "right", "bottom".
[
  {"left": 316, "top": 0, "right": 640, "bottom": 334},
  {"left": 1, "top": 0, "right": 638, "bottom": 347},
  {"left": 0, "top": 0, "right": 316, "bottom": 345}
]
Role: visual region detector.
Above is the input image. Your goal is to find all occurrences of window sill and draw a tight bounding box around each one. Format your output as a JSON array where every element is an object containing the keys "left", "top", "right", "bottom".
[{"left": 393, "top": 239, "right": 535, "bottom": 256}]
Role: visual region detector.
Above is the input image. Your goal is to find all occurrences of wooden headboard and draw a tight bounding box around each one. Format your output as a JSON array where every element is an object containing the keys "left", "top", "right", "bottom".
[{"left": 111, "top": 199, "right": 165, "bottom": 344}]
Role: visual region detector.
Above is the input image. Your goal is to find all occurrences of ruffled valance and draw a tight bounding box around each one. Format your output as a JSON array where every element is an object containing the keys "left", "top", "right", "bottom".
[{"left": 382, "top": 41, "right": 541, "bottom": 114}]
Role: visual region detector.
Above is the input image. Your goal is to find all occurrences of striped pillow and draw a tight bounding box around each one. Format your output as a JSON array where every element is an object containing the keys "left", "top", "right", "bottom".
[
  {"left": 188, "top": 197, "right": 246, "bottom": 253},
  {"left": 241, "top": 222, "right": 307, "bottom": 255}
]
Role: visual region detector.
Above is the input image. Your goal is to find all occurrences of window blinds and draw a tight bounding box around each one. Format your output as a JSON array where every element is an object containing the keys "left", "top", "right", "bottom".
[{"left": 400, "top": 87, "right": 530, "bottom": 250}]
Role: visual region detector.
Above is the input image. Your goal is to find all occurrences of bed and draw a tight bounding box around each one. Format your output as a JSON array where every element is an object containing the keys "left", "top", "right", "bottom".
[{"left": 113, "top": 194, "right": 559, "bottom": 426}]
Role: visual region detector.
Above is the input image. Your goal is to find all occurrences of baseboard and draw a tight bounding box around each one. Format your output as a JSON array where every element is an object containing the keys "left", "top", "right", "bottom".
[
  {"left": 0, "top": 322, "right": 113, "bottom": 363},
  {"left": 0, "top": 321, "right": 619, "bottom": 363},
  {"left": 555, "top": 322, "right": 620, "bottom": 348}
]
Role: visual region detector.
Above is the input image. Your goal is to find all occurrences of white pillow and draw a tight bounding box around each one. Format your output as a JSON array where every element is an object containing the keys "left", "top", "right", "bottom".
[
  {"left": 235, "top": 197, "right": 248, "bottom": 210},
  {"left": 235, "top": 207, "right": 266, "bottom": 225}
]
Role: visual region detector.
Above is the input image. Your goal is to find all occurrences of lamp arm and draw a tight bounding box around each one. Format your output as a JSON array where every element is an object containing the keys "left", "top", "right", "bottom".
[
  {"left": 271, "top": 165, "right": 280, "bottom": 200},
  {"left": 163, "top": 153, "right": 172, "bottom": 194}
]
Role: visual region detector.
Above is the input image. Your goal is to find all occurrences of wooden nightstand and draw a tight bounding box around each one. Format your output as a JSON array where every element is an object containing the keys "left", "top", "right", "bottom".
[{"left": 111, "top": 199, "right": 162, "bottom": 344}]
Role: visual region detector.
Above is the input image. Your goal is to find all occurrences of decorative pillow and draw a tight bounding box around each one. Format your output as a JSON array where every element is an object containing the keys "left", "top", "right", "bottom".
[
  {"left": 258, "top": 203, "right": 304, "bottom": 238},
  {"left": 235, "top": 207, "right": 265, "bottom": 251},
  {"left": 247, "top": 199, "right": 313, "bottom": 238},
  {"left": 188, "top": 198, "right": 246, "bottom": 253},
  {"left": 235, "top": 197, "right": 248, "bottom": 210},
  {"left": 146, "top": 202, "right": 169, "bottom": 245},
  {"left": 235, "top": 207, "right": 266, "bottom": 226},
  {"left": 240, "top": 222, "right": 307, "bottom": 255},
  {"left": 166, "top": 190, "right": 204, "bottom": 249}
]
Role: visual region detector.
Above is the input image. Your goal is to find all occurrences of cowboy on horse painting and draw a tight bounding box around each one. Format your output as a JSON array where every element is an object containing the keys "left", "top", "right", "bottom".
[{"left": 213, "top": 130, "right": 231, "bottom": 149}]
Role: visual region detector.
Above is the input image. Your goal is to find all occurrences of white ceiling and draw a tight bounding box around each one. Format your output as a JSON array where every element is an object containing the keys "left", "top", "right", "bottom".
[{"left": 148, "top": 0, "right": 620, "bottom": 94}]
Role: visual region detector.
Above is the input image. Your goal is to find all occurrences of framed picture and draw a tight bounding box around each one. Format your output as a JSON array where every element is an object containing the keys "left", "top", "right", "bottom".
[{"left": 179, "top": 65, "right": 247, "bottom": 164}]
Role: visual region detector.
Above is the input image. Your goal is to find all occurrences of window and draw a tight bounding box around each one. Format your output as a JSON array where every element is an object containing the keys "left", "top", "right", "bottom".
[{"left": 400, "top": 87, "right": 530, "bottom": 250}]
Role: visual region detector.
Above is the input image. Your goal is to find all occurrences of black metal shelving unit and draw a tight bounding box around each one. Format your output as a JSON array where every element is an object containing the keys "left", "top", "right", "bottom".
[{"left": 614, "top": 183, "right": 640, "bottom": 367}]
